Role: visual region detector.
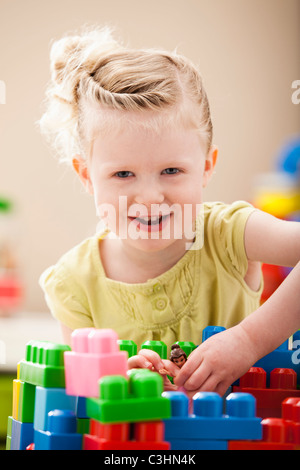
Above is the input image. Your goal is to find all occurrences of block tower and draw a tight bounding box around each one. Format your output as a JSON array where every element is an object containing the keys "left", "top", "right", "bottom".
[
  {"left": 6, "top": 340, "right": 82, "bottom": 450},
  {"left": 63, "top": 328, "right": 171, "bottom": 450}
]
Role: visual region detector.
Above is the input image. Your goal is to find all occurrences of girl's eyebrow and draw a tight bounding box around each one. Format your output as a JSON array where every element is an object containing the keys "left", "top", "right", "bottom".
[{"left": 100, "top": 159, "right": 192, "bottom": 171}]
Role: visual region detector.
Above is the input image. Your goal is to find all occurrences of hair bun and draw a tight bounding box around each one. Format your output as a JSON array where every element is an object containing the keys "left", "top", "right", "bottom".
[
  {"left": 171, "top": 344, "right": 180, "bottom": 350},
  {"left": 49, "top": 26, "right": 121, "bottom": 86}
]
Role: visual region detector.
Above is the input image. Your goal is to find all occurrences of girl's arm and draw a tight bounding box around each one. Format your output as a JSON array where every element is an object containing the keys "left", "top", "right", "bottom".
[{"left": 174, "top": 210, "right": 300, "bottom": 396}]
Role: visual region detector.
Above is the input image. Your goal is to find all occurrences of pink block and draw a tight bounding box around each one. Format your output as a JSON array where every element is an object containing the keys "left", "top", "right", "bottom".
[{"left": 64, "top": 328, "right": 128, "bottom": 397}]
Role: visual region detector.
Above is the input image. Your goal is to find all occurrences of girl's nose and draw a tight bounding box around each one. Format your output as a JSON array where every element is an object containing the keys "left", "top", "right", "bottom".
[{"left": 134, "top": 178, "right": 165, "bottom": 208}]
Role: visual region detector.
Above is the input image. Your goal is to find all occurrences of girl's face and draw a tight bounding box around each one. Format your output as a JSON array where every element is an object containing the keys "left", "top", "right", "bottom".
[{"left": 75, "top": 117, "right": 217, "bottom": 254}]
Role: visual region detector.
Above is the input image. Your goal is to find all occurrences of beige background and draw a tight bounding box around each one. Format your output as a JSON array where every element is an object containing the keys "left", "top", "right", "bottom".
[{"left": 0, "top": 0, "right": 299, "bottom": 313}]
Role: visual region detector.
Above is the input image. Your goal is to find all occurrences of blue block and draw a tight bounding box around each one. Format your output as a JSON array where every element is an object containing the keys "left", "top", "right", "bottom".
[
  {"left": 34, "top": 386, "right": 77, "bottom": 431},
  {"left": 34, "top": 410, "right": 82, "bottom": 450},
  {"left": 163, "top": 391, "right": 262, "bottom": 441},
  {"left": 202, "top": 326, "right": 226, "bottom": 342},
  {"left": 11, "top": 418, "right": 33, "bottom": 450},
  {"left": 169, "top": 439, "right": 228, "bottom": 450},
  {"left": 76, "top": 396, "right": 88, "bottom": 418}
]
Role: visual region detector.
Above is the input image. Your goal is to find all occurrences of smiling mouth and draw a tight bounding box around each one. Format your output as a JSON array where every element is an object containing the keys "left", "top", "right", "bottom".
[{"left": 128, "top": 214, "right": 170, "bottom": 226}]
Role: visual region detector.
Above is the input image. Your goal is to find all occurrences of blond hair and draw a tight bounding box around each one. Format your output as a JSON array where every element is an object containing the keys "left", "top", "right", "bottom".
[{"left": 39, "top": 26, "right": 213, "bottom": 164}]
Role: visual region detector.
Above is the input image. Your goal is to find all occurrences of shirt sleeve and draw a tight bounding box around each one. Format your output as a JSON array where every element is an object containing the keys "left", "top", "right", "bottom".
[
  {"left": 39, "top": 264, "right": 94, "bottom": 330},
  {"left": 213, "top": 201, "right": 257, "bottom": 278}
]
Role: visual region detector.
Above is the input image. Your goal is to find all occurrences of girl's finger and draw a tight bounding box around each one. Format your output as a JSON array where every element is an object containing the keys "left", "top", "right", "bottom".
[
  {"left": 174, "top": 350, "right": 204, "bottom": 387},
  {"left": 176, "top": 360, "right": 211, "bottom": 391},
  {"left": 128, "top": 354, "right": 153, "bottom": 370},
  {"left": 137, "top": 348, "right": 165, "bottom": 371}
]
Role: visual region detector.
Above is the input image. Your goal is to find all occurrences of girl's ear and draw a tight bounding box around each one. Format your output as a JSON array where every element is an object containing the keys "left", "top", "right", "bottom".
[
  {"left": 202, "top": 145, "right": 218, "bottom": 188},
  {"left": 72, "top": 155, "right": 94, "bottom": 194}
]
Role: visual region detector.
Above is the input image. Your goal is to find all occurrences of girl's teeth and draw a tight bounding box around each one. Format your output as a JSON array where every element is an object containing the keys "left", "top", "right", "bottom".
[{"left": 136, "top": 216, "right": 161, "bottom": 225}]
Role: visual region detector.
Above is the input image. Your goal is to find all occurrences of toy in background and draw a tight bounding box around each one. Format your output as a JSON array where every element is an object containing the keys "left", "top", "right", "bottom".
[
  {"left": 5, "top": 325, "right": 300, "bottom": 450},
  {"left": 0, "top": 197, "right": 23, "bottom": 316},
  {"left": 252, "top": 137, "right": 300, "bottom": 302}
]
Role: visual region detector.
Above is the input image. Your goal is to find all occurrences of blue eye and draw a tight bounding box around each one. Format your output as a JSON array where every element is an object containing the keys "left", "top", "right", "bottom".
[
  {"left": 162, "top": 168, "right": 180, "bottom": 175},
  {"left": 115, "top": 171, "right": 133, "bottom": 178}
]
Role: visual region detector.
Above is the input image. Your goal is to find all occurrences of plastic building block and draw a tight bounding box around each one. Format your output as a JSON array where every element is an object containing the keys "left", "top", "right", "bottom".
[
  {"left": 117, "top": 339, "right": 137, "bottom": 357},
  {"left": 6, "top": 416, "right": 12, "bottom": 450},
  {"left": 26, "top": 443, "right": 35, "bottom": 450},
  {"left": 89, "top": 419, "right": 130, "bottom": 440},
  {"left": 253, "top": 334, "right": 300, "bottom": 387},
  {"left": 86, "top": 369, "right": 171, "bottom": 423},
  {"left": 34, "top": 410, "right": 83, "bottom": 450},
  {"left": 282, "top": 397, "right": 300, "bottom": 444},
  {"left": 64, "top": 328, "right": 128, "bottom": 397},
  {"left": 19, "top": 340, "right": 71, "bottom": 387},
  {"left": 174, "top": 341, "right": 197, "bottom": 357},
  {"left": 168, "top": 439, "right": 228, "bottom": 450},
  {"left": 76, "top": 396, "right": 88, "bottom": 418},
  {"left": 233, "top": 367, "right": 300, "bottom": 418},
  {"left": 34, "top": 386, "right": 77, "bottom": 431},
  {"left": 17, "top": 381, "right": 36, "bottom": 423},
  {"left": 162, "top": 391, "right": 262, "bottom": 441},
  {"left": 229, "top": 396, "right": 300, "bottom": 450},
  {"left": 141, "top": 340, "right": 167, "bottom": 359},
  {"left": 10, "top": 417, "right": 34, "bottom": 450},
  {"left": 12, "top": 379, "right": 21, "bottom": 420},
  {"left": 83, "top": 434, "right": 170, "bottom": 450},
  {"left": 202, "top": 326, "right": 226, "bottom": 342},
  {"left": 83, "top": 419, "right": 170, "bottom": 450},
  {"left": 77, "top": 418, "right": 90, "bottom": 434}
]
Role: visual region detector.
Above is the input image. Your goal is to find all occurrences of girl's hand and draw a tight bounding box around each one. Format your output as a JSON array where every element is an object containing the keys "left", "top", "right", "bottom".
[
  {"left": 174, "top": 325, "right": 258, "bottom": 396},
  {"left": 128, "top": 348, "right": 181, "bottom": 391}
]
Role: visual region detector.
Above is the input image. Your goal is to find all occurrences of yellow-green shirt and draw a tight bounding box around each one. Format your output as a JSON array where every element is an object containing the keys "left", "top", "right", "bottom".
[{"left": 39, "top": 201, "right": 263, "bottom": 352}]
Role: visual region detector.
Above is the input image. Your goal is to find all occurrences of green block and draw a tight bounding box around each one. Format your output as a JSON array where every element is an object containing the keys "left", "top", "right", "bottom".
[
  {"left": 19, "top": 341, "right": 71, "bottom": 388},
  {"left": 86, "top": 369, "right": 171, "bottom": 424},
  {"left": 117, "top": 340, "right": 137, "bottom": 358},
  {"left": 0, "top": 374, "right": 14, "bottom": 438},
  {"left": 141, "top": 340, "right": 167, "bottom": 359},
  {"left": 77, "top": 418, "right": 90, "bottom": 434},
  {"left": 6, "top": 435, "right": 11, "bottom": 450},
  {"left": 175, "top": 341, "right": 197, "bottom": 357},
  {"left": 18, "top": 381, "right": 36, "bottom": 423},
  {"left": 6, "top": 416, "right": 12, "bottom": 450}
]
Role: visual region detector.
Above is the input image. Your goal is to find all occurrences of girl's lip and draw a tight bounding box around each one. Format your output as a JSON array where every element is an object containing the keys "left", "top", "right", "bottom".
[
  {"left": 127, "top": 213, "right": 171, "bottom": 232},
  {"left": 127, "top": 214, "right": 171, "bottom": 219}
]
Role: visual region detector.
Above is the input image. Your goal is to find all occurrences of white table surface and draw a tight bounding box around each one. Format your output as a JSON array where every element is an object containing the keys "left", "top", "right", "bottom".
[{"left": 0, "top": 311, "right": 62, "bottom": 373}]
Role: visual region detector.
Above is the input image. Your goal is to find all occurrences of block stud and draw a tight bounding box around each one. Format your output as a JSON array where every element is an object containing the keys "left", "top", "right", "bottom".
[
  {"left": 226, "top": 393, "right": 256, "bottom": 418},
  {"left": 193, "top": 392, "right": 223, "bottom": 418},
  {"left": 270, "top": 368, "right": 297, "bottom": 390},
  {"left": 47, "top": 409, "right": 77, "bottom": 434},
  {"left": 162, "top": 391, "right": 189, "bottom": 417},
  {"left": 99, "top": 375, "right": 128, "bottom": 401}
]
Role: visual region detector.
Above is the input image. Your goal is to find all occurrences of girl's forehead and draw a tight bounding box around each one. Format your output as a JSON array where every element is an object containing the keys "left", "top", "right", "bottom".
[{"left": 91, "top": 124, "right": 205, "bottom": 169}]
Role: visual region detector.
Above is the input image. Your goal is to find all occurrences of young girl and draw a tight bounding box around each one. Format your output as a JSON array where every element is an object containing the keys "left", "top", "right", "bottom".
[{"left": 39, "top": 26, "right": 299, "bottom": 397}]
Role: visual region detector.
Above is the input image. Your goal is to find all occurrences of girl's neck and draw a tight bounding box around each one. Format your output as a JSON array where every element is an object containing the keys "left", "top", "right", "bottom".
[{"left": 99, "top": 236, "right": 189, "bottom": 283}]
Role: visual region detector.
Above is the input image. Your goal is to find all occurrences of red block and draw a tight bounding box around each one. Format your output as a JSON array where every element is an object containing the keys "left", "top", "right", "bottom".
[
  {"left": 228, "top": 441, "right": 296, "bottom": 450},
  {"left": 134, "top": 421, "right": 165, "bottom": 441},
  {"left": 234, "top": 368, "right": 300, "bottom": 418},
  {"left": 83, "top": 434, "right": 170, "bottom": 450},
  {"left": 89, "top": 419, "right": 129, "bottom": 440}
]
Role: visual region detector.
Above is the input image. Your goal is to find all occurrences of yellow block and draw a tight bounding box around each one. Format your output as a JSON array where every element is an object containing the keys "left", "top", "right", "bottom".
[
  {"left": 12, "top": 379, "right": 21, "bottom": 420},
  {"left": 253, "top": 192, "right": 300, "bottom": 218}
]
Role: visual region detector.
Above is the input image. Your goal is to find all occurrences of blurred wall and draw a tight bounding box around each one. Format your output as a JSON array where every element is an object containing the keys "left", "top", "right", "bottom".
[{"left": 0, "top": 0, "right": 299, "bottom": 312}]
